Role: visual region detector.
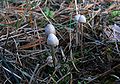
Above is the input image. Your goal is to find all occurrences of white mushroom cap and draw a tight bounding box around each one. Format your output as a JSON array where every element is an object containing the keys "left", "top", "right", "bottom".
[
  {"left": 74, "top": 14, "right": 81, "bottom": 23},
  {"left": 47, "top": 56, "right": 53, "bottom": 63},
  {"left": 47, "top": 33, "right": 59, "bottom": 47},
  {"left": 112, "top": 24, "right": 120, "bottom": 33},
  {"left": 45, "top": 24, "right": 56, "bottom": 35},
  {"left": 46, "top": 56, "right": 53, "bottom": 67},
  {"left": 46, "top": 56, "right": 58, "bottom": 67},
  {"left": 79, "top": 15, "right": 86, "bottom": 23}
]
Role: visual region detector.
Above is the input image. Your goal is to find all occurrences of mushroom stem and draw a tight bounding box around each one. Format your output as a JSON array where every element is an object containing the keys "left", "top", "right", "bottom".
[
  {"left": 76, "top": 24, "right": 79, "bottom": 46},
  {"left": 80, "top": 23, "right": 84, "bottom": 57},
  {"left": 74, "top": 14, "right": 81, "bottom": 46},
  {"left": 51, "top": 46, "right": 56, "bottom": 68}
]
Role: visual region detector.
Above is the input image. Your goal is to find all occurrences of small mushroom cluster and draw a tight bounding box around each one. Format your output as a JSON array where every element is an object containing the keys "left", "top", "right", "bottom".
[
  {"left": 45, "top": 24, "right": 59, "bottom": 47},
  {"left": 74, "top": 14, "right": 86, "bottom": 23},
  {"left": 45, "top": 24, "right": 59, "bottom": 67},
  {"left": 74, "top": 14, "right": 86, "bottom": 45}
]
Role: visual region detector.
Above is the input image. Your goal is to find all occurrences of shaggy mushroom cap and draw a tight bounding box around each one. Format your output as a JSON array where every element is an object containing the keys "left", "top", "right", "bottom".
[
  {"left": 45, "top": 24, "right": 56, "bottom": 35},
  {"left": 47, "top": 33, "right": 59, "bottom": 47}
]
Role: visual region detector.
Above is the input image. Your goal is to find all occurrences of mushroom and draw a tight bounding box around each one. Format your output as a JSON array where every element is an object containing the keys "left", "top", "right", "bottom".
[
  {"left": 45, "top": 24, "right": 56, "bottom": 35},
  {"left": 74, "top": 14, "right": 81, "bottom": 46},
  {"left": 47, "top": 33, "right": 59, "bottom": 67},
  {"left": 79, "top": 15, "right": 86, "bottom": 57},
  {"left": 46, "top": 56, "right": 53, "bottom": 67},
  {"left": 79, "top": 15, "right": 86, "bottom": 23},
  {"left": 74, "top": 14, "right": 81, "bottom": 23},
  {"left": 47, "top": 33, "right": 59, "bottom": 47},
  {"left": 46, "top": 56, "right": 57, "bottom": 67}
]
